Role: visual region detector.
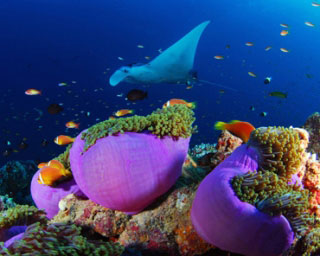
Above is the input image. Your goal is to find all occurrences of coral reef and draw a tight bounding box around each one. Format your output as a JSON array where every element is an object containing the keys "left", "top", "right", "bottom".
[
  {"left": 303, "top": 112, "right": 320, "bottom": 154},
  {"left": 0, "top": 222, "right": 124, "bottom": 255},
  {"left": 0, "top": 160, "right": 37, "bottom": 205},
  {"left": 189, "top": 130, "right": 242, "bottom": 170},
  {"left": 51, "top": 187, "right": 214, "bottom": 256},
  {"left": 0, "top": 195, "right": 16, "bottom": 211}
]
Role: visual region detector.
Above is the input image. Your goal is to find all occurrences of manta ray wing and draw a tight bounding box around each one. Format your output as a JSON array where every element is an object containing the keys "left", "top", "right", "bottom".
[
  {"left": 109, "top": 20, "right": 210, "bottom": 86},
  {"left": 148, "top": 20, "right": 210, "bottom": 78}
]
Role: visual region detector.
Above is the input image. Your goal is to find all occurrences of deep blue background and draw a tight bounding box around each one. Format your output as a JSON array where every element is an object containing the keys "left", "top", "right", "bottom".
[{"left": 1, "top": 0, "right": 319, "bottom": 165}]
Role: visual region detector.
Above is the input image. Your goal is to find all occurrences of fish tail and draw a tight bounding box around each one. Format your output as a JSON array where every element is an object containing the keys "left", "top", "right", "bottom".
[
  {"left": 75, "top": 123, "right": 80, "bottom": 129},
  {"left": 214, "top": 121, "right": 226, "bottom": 131},
  {"left": 188, "top": 102, "right": 197, "bottom": 109},
  {"left": 130, "top": 110, "right": 135, "bottom": 114},
  {"left": 61, "top": 168, "right": 72, "bottom": 177}
]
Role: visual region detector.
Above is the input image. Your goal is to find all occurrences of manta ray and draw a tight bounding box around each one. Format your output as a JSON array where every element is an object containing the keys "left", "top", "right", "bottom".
[{"left": 109, "top": 21, "right": 210, "bottom": 87}]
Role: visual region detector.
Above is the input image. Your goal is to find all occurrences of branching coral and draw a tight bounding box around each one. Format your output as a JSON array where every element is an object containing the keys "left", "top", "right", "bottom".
[
  {"left": 0, "top": 222, "right": 124, "bottom": 255},
  {"left": 81, "top": 104, "right": 196, "bottom": 152}
]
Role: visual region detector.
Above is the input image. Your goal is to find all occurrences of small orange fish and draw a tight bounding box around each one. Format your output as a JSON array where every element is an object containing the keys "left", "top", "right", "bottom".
[
  {"left": 25, "top": 89, "right": 41, "bottom": 95},
  {"left": 248, "top": 72, "right": 257, "bottom": 77},
  {"left": 214, "top": 120, "right": 255, "bottom": 143},
  {"left": 37, "top": 160, "right": 72, "bottom": 186},
  {"left": 114, "top": 109, "right": 134, "bottom": 117},
  {"left": 245, "top": 42, "right": 254, "bottom": 46},
  {"left": 183, "top": 154, "right": 198, "bottom": 168},
  {"left": 312, "top": 2, "right": 320, "bottom": 7},
  {"left": 47, "top": 159, "right": 65, "bottom": 170},
  {"left": 163, "top": 99, "right": 196, "bottom": 109},
  {"left": 186, "top": 85, "right": 193, "bottom": 89},
  {"left": 65, "top": 121, "right": 80, "bottom": 129},
  {"left": 37, "top": 162, "right": 47, "bottom": 169},
  {"left": 265, "top": 46, "right": 272, "bottom": 51},
  {"left": 305, "top": 21, "right": 315, "bottom": 27},
  {"left": 54, "top": 135, "right": 75, "bottom": 146},
  {"left": 109, "top": 116, "right": 116, "bottom": 120},
  {"left": 280, "top": 30, "right": 289, "bottom": 36},
  {"left": 280, "top": 47, "right": 289, "bottom": 53},
  {"left": 280, "top": 23, "right": 289, "bottom": 28},
  {"left": 214, "top": 55, "right": 224, "bottom": 60}
]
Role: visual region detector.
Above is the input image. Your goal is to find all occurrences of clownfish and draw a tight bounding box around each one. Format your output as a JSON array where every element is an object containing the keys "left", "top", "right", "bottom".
[
  {"left": 65, "top": 121, "right": 80, "bottom": 129},
  {"left": 54, "top": 135, "right": 75, "bottom": 146},
  {"left": 25, "top": 89, "right": 41, "bottom": 95},
  {"left": 163, "top": 99, "right": 196, "bottom": 109},
  {"left": 114, "top": 109, "right": 134, "bottom": 117},
  {"left": 37, "top": 160, "right": 72, "bottom": 186},
  {"left": 214, "top": 120, "right": 255, "bottom": 143}
]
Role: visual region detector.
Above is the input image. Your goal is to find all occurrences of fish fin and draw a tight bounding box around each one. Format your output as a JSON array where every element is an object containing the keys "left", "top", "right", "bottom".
[
  {"left": 109, "top": 67, "right": 130, "bottom": 86},
  {"left": 230, "top": 120, "right": 241, "bottom": 124},
  {"left": 61, "top": 168, "right": 72, "bottom": 177},
  {"left": 214, "top": 121, "right": 226, "bottom": 130},
  {"left": 149, "top": 21, "right": 210, "bottom": 77}
]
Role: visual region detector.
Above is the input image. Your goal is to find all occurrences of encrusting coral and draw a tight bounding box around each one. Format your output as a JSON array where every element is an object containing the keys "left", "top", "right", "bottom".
[{"left": 0, "top": 222, "right": 124, "bottom": 255}]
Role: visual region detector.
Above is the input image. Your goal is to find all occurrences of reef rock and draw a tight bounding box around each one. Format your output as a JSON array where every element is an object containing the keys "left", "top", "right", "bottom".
[
  {"left": 303, "top": 112, "right": 320, "bottom": 154},
  {"left": 0, "top": 160, "right": 37, "bottom": 205},
  {"left": 51, "top": 185, "right": 214, "bottom": 256}
]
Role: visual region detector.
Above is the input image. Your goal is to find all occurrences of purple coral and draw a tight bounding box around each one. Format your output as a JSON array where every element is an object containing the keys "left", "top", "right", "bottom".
[
  {"left": 70, "top": 132, "right": 190, "bottom": 214},
  {"left": 191, "top": 144, "right": 295, "bottom": 256},
  {"left": 31, "top": 169, "right": 85, "bottom": 218}
]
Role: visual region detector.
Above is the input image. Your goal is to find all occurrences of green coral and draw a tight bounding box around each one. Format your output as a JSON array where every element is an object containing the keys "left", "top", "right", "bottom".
[
  {"left": 0, "top": 222, "right": 124, "bottom": 256},
  {"left": 81, "top": 104, "right": 196, "bottom": 152},
  {"left": 0, "top": 205, "right": 47, "bottom": 230}
]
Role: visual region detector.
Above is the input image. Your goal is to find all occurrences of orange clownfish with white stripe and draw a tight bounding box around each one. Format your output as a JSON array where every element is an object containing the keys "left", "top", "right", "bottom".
[
  {"left": 37, "top": 159, "right": 72, "bottom": 186},
  {"left": 163, "top": 99, "right": 196, "bottom": 109},
  {"left": 54, "top": 135, "right": 75, "bottom": 146}
]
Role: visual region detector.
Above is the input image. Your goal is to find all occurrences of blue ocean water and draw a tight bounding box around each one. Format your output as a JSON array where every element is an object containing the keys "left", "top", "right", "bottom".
[{"left": 1, "top": 0, "right": 319, "bottom": 166}]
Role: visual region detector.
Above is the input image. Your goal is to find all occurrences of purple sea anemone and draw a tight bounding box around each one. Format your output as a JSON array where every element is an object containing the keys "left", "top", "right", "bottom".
[
  {"left": 70, "top": 132, "right": 190, "bottom": 214},
  {"left": 3, "top": 227, "right": 26, "bottom": 248},
  {"left": 31, "top": 170, "right": 85, "bottom": 218},
  {"left": 191, "top": 127, "right": 310, "bottom": 256}
]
